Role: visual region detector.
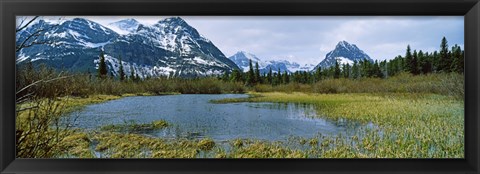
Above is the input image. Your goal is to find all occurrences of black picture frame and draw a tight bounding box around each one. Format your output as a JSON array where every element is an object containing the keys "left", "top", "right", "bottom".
[{"left": 1, "top": 0, "right": 479, "bottom": 173}]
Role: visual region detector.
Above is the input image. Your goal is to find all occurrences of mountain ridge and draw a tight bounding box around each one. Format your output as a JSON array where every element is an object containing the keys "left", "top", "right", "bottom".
[
  {"left": 314, "top": 41, "right": 373, "bottom": 70},
  {"left": 16, "top": 17, "right": 239, "bottom": 78}
]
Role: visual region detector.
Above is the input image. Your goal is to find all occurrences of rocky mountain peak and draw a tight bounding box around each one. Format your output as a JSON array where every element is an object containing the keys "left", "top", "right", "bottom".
[{"left": 315, "top": 41, "right": 373, "bottom": 69}]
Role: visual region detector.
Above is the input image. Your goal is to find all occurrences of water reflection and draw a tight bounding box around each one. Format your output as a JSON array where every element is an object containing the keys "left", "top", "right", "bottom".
[{"left": 66, "top": 94, "right": 376, "bottom": 141}]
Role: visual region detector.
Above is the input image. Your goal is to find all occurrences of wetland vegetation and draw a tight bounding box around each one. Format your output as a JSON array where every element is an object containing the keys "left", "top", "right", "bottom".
[{"left": 16, "top": 67, "right": 464, "bottom": 158}]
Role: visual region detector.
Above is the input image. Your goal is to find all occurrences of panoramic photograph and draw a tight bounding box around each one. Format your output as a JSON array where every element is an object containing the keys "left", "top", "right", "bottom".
[{"left": 15, "top": 16, "right": 464, "bottom": 158}]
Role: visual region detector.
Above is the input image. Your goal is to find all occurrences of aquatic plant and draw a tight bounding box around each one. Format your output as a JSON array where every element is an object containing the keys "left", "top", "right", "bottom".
[{"left": 99, "top": 120, "right": 169, "bottom": 133}]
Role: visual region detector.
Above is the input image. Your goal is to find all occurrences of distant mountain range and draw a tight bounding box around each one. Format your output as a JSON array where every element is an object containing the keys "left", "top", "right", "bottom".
[
  {"left": 228, "top": 40, "right": 373, "bottom": 74},
  {"left": 228, "top": 51, "right": 315, "bottom": 74},
  {"left": 16, "top": 17, "right": 373, "bottom": 78}
]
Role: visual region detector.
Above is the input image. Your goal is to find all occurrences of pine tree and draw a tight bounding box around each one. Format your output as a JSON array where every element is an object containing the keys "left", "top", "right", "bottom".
[
  {"left": 98, "top": 51, "right": 108, "bottom": 78},
  {"left": 246, "top": 59, "right": 255, "bottom": 86},
  {"left": 417, "top": 51, "right": 425, "bottom": 74},
  {"left": 432, "top": 51, "right": 439, "bottom": 72},
  {"left": 334, "top": 60, "right": 341, "bottom": 79},
  {"left": 405, "top": 45, "right": 413, "bottom": 73},
  {"left": 130, "top": 66, "right": 135, "bottom": 81},
  {"left": 439, "top": 37, "right": 450, "bottom": 72},
  {"left": 272, "top": 72, "right": 278, "bottom": 85},
  {"left": 380, "top": 60, "right": 387, "bottom": 78},
  {"left": 135, "top": 73, "right": 140, "bottom": 82},
  {"left": 352, "top": 61, "right": 359, "bottom": 79},
  {"left": 314, "top": 67, "right": 322, "bottom": 82},
  {"left": 302, "top": 71, "right": 309, "bottom": 84},
  {"left": 411, "top": 50, "right": 419, "bottom": 75},
  {"left": 276, "top": 68, "right": 282, "bottom": 85},
  {"left": 342, "top": 63, "right": 351, "bottom": 78},
  {"left": 372, "top": 60, "right": 382, "bottom": 78},
  {"left": 398, "top": 55, "right": 405, "bottom": 73},
  {"left": 451, "top": 44, "right": 464, "bottom": 73},
  {"left": 282, "top": 71, "right": 289, "bottom": 84},
  {"left": 419, "top": 51, "right": 432, "bottom": 74},
  {"left": 222, "top": 71, "right": 230, "bottom": 82},
  {"left": 118, "top": 56, "right": 126, "bottom": 81},
  {"left": 109, "top": 71, "right": 115, "bottom": 79},
  {"left": 360, "top": 59, "right": 370, "bottom": 77},
  {"left": 254, "top": 62, "right": 261, "bottom": 84},
  {"left": 230, "top": 69, "right": 242, "bottom": 82},
  {"left": 267, "top": 68, "right": 273, "bottom": 85}
]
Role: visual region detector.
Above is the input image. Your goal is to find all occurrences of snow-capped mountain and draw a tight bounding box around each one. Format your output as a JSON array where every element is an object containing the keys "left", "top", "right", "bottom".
[
  {"left": 16, "top": 17, "right": 239, "bottom": 78},
  {"left": 107, "top": 18, "right": 141, "bottom": 35},
  {"left": 314, "top": 41, "right": 373, "bottom": 70},
  {"left": 228, "top": 51, "right": 315, "bottom": 74},
  {"left": 228, "top": 51, "right": 267, "bottom": 72}
]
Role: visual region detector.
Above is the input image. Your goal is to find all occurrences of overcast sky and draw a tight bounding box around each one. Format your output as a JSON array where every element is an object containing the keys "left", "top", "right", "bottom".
[{"left": 28, "top": 16, "right": 464, "bottom": 65}]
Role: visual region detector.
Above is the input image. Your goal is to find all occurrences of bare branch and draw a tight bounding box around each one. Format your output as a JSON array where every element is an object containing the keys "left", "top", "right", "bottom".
[
  {"left": 16, "top": 16, "right": 39, "bottom": 33},
  {"left": 16, "top": 74, "right": 72, "bottom": 96},
  {"left": 16, "top": 79, "right": 44, "bottom": 95},
  {"left": 16, "top": 92, "right": 35, "bottom": 103},
  {"left": 16, "top": 20, "right": 60, "bottom": 53},
  {"left": 16, "top": 28, "right": 46, "bottom": 53}
]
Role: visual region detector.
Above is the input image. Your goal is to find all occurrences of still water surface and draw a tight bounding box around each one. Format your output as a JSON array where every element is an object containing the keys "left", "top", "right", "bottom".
[{"left": 68, "top": 94, "right": 371, "bottom": 141}]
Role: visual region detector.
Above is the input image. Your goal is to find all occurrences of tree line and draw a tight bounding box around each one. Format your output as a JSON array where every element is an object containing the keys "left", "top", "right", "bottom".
[
  {"left": 95, "top": 37, "right": 463, "bottom": 86},
  {"left": 221, "top": 37, "right": 464, "bottom": 86}
]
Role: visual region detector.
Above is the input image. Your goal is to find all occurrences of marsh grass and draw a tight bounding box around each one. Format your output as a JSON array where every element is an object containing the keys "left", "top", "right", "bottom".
[
  {"left": 59, "top": 132, "right": 220, "bottom": 158},
  {"left": 100, "top": 120, "right": 169, "bottom": 133},
  {"left": 20, "top": 90, "right": 463, "bottom": 158},
  {"left": 17, "top": 67, "right": 463, "bottom": 158},
  {"left": 52, "top": 91, "right": 463, "bottom": 158},
  {"left": 213, "top": 92, "right": 464, "bottom": 158}
]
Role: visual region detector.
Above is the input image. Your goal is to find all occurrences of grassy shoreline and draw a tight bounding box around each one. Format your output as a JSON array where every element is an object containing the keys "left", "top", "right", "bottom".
[
  {"left": 50, "top": 91, "right": 463, "bottom": 158},
  {"left": 215, "top": 92, "right": 464, "bottom": 158}
]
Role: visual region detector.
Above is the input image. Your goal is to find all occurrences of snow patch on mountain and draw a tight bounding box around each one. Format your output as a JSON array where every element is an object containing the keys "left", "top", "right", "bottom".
[
  {"left": 16, "top": 52, "right": 29, "bottom": 63},
  {"left": 335, "top": 57, "right": 354, "bottom": 66},
  {"left": 95, "top": 54, "right": 176, "bottom": 78},
  {"left": 315, "top": 41, "right": 373, "bottom": 70},
  {"left": 81, "top": 41, "right": 111, "bottom": 48}
]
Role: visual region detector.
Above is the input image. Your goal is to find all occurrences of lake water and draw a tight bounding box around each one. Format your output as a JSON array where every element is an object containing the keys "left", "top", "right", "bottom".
[{"left": 67, "top": 94, "right": 372, "bottom": 141}]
